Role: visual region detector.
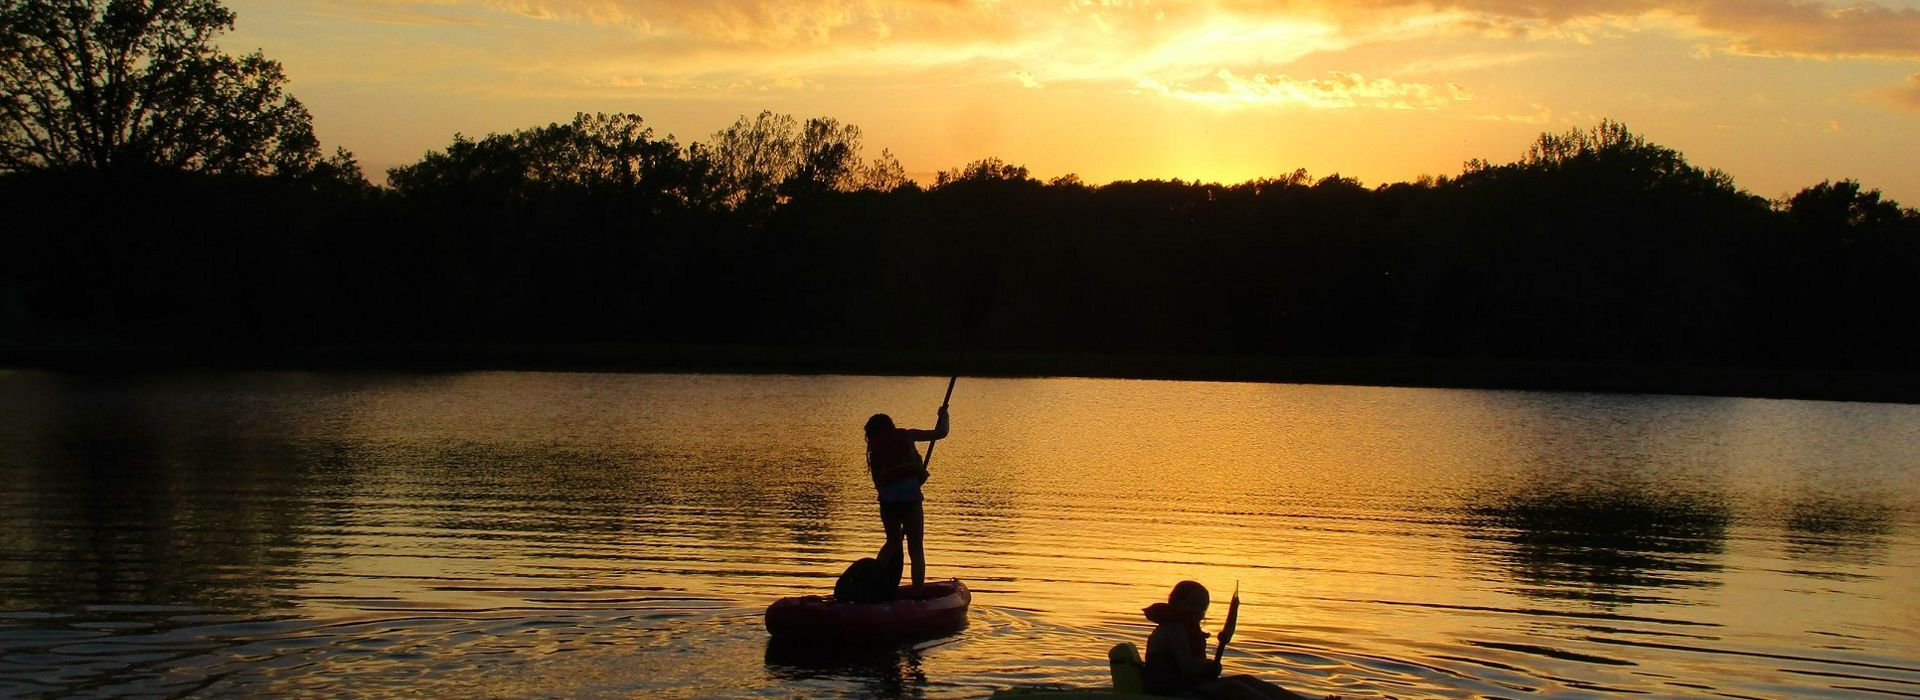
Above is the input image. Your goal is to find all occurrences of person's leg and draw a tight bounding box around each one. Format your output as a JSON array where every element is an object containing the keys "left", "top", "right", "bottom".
[
  {"left": 879, "top": 502, "right": 906, "bottom": 588},
  {"left": 905, "top": 501, "right": 926, "bottom": 588}
]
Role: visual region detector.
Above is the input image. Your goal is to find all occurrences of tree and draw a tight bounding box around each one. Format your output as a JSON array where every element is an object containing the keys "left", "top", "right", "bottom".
[
  {"left": 1785, "top": 180, "right": 1911, "bottom": 240},
  {"left": 0, "top": 0, "right": 356, "bottom": 181},
  {"left": 783, "top": 116, "right": 862, "bottom": 197},
  {"left": 705, "top": 111, "right": 904, "bottom": 214},
  {"left": 386, "top": 112, "right": 708, "bottom": 208},
  {"left": 935, "top": 157, "right": 1031, "bottom": 186},
  {"left": 1474, "top": 119, "right": 1739, "bottom": 195},
  {"left": 707, "top": 110, "right": 799, "bottom": 212},
  {"left": 858, "top": 148, "right": 911, "bottom": 192}
]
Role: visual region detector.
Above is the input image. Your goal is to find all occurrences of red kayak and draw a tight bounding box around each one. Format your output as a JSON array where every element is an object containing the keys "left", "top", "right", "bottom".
[{"left": 765, "top": 579, "right": 971, "bottom": 644}]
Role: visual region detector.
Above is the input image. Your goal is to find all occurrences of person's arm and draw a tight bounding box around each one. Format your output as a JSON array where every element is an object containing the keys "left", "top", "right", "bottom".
[{"left": 900, "top": 406, "right": 950, "bottom": 442}]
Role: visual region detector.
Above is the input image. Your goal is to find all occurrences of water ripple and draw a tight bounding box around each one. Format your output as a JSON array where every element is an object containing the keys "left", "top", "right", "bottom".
[{"left": 2, "top": 371, "right": 1917, "bottom": 697}]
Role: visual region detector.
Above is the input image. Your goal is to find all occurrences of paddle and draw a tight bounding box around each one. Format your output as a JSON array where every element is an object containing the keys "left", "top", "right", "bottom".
[
  {"left": 1214, "top": 581, "right": 1239, "bottom": 664},
  {"left": 921, "top": 375, "right": 959, "bottom": 472}
]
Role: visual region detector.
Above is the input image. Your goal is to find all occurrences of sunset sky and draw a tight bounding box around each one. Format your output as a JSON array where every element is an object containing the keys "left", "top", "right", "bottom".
[{"left": 223, "top": 0, "right": 1920, "bottom": 201}]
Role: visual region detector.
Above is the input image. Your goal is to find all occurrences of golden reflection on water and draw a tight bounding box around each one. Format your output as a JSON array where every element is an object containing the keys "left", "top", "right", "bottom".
[{"left": 0, "top": 371, "right": 1917, "bottom": 697}]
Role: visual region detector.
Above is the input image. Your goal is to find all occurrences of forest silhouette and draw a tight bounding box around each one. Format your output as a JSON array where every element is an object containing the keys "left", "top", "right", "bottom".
[
  {"left": 3, "top": 2, "right": 1918, "bottom": 398},
  {"left": 4, "top": 116, "right": 1916, "bottom": 385}
]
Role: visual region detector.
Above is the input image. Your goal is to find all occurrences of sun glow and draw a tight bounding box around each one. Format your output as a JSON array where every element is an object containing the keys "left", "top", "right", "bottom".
[{"left": 224, "top": 0, "right": 1920, "bottom": 200}]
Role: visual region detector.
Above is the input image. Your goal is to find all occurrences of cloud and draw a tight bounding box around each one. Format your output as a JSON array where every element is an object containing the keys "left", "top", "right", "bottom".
[
  {"left": 1252, "top": 0, "right": 1920, "bottom": 60},
  {"left": 286, "top": 0, "right": 1920, "bottom": 102},
  {"left": 1473, "top": 103, "right": 1556, "bottom": 124},
  {"left": 477, "top": 0, "right": 998, "bottom": 46},
  {"left": 319, "top": 0, "right": 1920, "bottom": 61},
  {"left": 307, "top": 0, "right": 491, "bottom": 25},
  {"left": 1136, "top": 70, "right": 1468, "bottom": 110},
  {"left": 292, "top": 0, "right": 1358, "bottom": 101},
  {"left": 478, "top": 0, "right": 642, "bottom": 26},
  {"left": 1884, "top": 73, "right": 1920, "bottom": 114},
  {"left": 1688, "top": 1, "right": 1920, "bottom": 59}
]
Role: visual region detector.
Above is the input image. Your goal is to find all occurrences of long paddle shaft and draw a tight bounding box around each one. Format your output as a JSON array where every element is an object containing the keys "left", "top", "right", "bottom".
[
  {"left": 921, "top": 375, "right": 959, "bottom": 469},
  {"left": 1214, "top": 582, "right": 1240, "bottom": 664}
]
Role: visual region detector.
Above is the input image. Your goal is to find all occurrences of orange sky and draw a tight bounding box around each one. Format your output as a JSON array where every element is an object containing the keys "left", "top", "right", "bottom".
[{"left": 224, "top": 0, "right": 1920, "bottom": 201}]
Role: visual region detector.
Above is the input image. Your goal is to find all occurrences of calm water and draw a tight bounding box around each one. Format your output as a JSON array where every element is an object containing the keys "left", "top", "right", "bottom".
[{"left": 1, "top": 370, "right": 1917, "bottom": 698}]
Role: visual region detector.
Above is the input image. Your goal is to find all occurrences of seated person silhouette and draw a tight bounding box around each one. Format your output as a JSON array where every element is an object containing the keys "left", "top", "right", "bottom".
[{"left": 1138, "top": 580, "right": 1308, "bottom": 699}]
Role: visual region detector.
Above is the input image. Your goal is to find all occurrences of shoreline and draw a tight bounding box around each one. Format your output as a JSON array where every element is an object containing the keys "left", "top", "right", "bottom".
[{"left": 4, "top": 341, "right": 1918, "bottom": 405}]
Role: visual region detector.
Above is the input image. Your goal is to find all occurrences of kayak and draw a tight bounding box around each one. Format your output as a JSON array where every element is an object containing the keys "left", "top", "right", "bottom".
[
  {"left": 989, "top": 690, "right": 1156, "bottom": 699},
  {"left": 986, "top": 641, "right": 1157, "bottom": 698},
  {"left": 765, "top": 578, "right": 970, "bottom": 644}
]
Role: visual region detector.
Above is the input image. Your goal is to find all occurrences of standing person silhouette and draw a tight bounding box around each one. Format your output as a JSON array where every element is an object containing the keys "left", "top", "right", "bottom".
[{"left": 864, "top": 405, "right": 949, "bottom": 592}]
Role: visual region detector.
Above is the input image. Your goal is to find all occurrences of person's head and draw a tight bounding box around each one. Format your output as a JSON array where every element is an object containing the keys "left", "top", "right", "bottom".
[
  {"left": 1169, "top": 580, "right": 1210, "bottom": 616},
  {"left": 864, "top": 413, "right": 895, "bottom": 440}
]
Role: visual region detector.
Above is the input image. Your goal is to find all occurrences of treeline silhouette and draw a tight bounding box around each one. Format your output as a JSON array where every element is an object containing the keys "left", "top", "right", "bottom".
[{"left": 3, "top": 116, "right": 1917, "bottom": 377}]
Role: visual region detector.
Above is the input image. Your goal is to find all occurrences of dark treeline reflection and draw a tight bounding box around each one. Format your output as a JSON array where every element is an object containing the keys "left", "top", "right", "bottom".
[
  {"left": 1466, "top": 482, "right": 1903, "bottom": 603},
  {"left": 0, "top": 374, "right": 857, "bottom": 613},
  {"left": 1467, "top": 487, "right": 1732, "bottom": 604},
  {"left": 1782, "top": 494, "right": 1898, "bottom": 570},
  {"left": 4, "top": 118, "right": 1918, "bottom": 371},
  {"left": 0, "top": 375, "right": 340, "bottom": 611}
]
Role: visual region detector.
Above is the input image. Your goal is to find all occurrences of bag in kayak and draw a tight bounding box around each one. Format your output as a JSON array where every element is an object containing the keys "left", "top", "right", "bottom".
[{"left": 834, "top": 557, "right": 895, "bottom": 603}]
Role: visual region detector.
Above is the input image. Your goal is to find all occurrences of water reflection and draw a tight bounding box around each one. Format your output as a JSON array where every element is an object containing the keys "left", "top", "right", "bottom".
[
  {"left": 1, "top": 371, "right": 1917, "bottom": 699},
  {"left": 0, "top": 374, "right": 330, "bottom": 612},
  {"left": 780, "top": 468, "right": 842, "bottom": 548},
  {"left": 1467, "top": 485, "right": 1730, "bottom": 602},
  {"left": 1782, "top": 494, "right": 1897, "bottom": 570},
  {"left": 765, "top": 641, "right": 931, "bottom": 699},
  {"left": 0, "top": 375, "right": 350, "bottom": 695}
]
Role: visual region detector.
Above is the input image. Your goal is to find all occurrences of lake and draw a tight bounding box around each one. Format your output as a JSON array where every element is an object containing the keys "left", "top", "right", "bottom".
[{"left": 1, "top": 370, "right": 1916, "bottom": 698}]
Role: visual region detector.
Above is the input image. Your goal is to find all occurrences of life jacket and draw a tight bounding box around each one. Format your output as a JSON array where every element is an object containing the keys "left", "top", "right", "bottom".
[
  {"left": 866, "top": 429, "right": 927, "bottom": 486},
  {"left": 1142, "top": 602, "right": 1212, "bottom": 695}
]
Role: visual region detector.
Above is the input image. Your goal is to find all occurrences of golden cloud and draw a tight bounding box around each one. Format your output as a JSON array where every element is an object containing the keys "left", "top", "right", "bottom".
[
  {"left": 1885, "top": 73, "right": 1920, "bottom": 114},
  {"left": 305, "top": 0, "right": 491, "bottom": 25},
  {"left": 294, "top": 0, "right": 1920, "bottom": 101},
  {"left": 1136, "top": 70, "right": 1469, "bottom": 109},
  {"left": 319, "top": 0, "right": 1920, "bottom": 58},
  {"left": 1472, "top": 103, "right": 1555, "bottom": 124},
  {"left": 1690, "top": 1, "right": 1920, "bottom": 59}
]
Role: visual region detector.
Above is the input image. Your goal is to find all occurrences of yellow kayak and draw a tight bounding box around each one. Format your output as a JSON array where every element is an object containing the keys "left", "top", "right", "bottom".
[{"left": 989, "top": 688, "right": 1159, "bottom": 699}]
